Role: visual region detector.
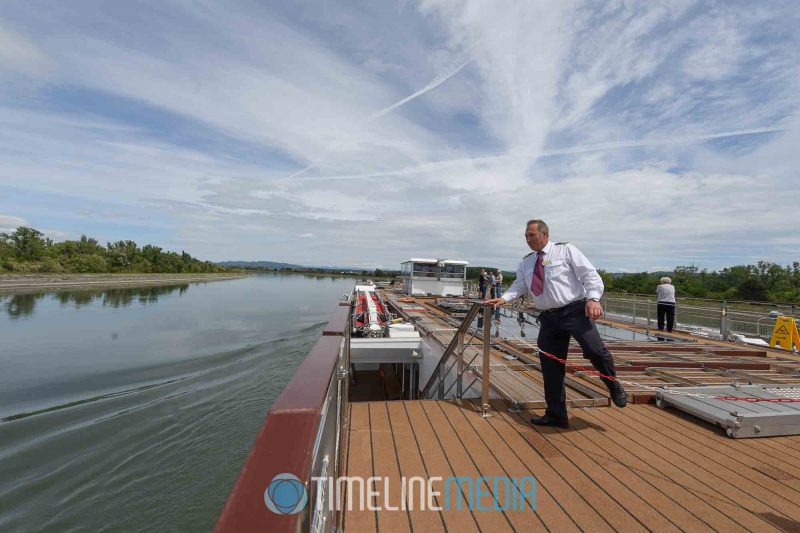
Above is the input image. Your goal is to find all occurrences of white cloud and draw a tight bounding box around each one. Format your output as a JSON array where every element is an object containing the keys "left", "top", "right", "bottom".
[
  {"left": 0, "top": 24, "right": 53, "bottom": 80},
  {"left": 683, "top": 15, "right": 742, "bottom": 80},
  {"left": 0, "top": 214, "right": 29, "bottom": 233},
  {"left": 422, "top": 0, "right": 571, "bottom": 163}
]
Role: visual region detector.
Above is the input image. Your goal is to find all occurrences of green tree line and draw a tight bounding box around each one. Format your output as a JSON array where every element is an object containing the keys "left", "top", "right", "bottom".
[
  {"left": 0, "top": 227, "right": 228, "bottom": 274},
  {"left": 599, "top": 263, "right": 800, "bottom": 303}
]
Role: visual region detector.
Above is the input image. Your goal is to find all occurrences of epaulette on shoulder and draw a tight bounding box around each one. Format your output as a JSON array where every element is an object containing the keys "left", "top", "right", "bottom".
[
  {"left": 523, "top": 251, "right": 535, "bottom": 258},
  {"left": 555, "top": 242, "right": 569, "bottom": 245}
]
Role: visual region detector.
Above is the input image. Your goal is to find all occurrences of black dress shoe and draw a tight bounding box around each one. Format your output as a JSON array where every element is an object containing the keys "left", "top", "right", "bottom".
[
  {"left": 608, "top": 382, "right": 628, "bottom": 408},
  {"left": 530, "top": 415, "right": 569, "bottom": 428}
]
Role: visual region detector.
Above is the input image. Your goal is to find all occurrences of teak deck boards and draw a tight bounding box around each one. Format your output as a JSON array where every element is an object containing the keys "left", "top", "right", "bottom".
[{"left": 342, "top": 400, "right": 800, "bottom": 532}]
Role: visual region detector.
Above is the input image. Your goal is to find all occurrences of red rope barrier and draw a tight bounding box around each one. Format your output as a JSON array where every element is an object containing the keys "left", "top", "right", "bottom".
[{"left": 533, "top": 344, "right": 800, "bottom": 403}]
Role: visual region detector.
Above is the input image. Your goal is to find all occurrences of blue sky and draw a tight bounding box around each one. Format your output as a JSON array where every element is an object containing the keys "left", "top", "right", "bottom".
[{"left": 0, "top": 0, "right": 798, "bottom": 271}]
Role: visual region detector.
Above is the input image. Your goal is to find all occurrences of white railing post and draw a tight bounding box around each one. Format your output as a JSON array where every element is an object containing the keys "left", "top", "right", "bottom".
[
  {"left": 457, "top": 329, "right": 465, "bottom": 397},
  {"left": 481, "top": 305, "right": 492, "bottom": 417},
  {"left": 720, "top": 301, "right": 729, "bottom": 340}
]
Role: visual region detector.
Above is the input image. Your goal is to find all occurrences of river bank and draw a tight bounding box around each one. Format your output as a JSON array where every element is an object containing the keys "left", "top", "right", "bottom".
[{"left": 0, "top": 272, "right": 250, "bottom": 294}]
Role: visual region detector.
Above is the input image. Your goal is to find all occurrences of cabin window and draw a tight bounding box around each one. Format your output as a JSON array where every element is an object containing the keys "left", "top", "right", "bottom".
[
  {"left": 413, "top": 263, "right": 437, "bottom": 277},
  {"left": 441, "top": 264, "right": 465, "bottom": 279}
]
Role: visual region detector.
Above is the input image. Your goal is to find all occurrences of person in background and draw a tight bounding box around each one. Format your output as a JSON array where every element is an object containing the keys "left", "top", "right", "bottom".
[
  {"left": 494, "top": 269, "right": 503, "bottom": 298},
  {"left": 493, "top": 269, "right": 504, "bottom": 325},
  {"left": 487, "top": 271, "right": 496, "bottom": 298},
  {"left": 656, "top": 277, "right": 676, "bottom": 333},
  {"left": 479, "top": 269, "right": 487, "bottom": 299}
]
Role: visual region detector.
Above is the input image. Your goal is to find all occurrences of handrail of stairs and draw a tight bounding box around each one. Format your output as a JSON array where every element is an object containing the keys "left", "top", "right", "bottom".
[{"left": 420, "top": 301, "right": 494, "bottom": 416}]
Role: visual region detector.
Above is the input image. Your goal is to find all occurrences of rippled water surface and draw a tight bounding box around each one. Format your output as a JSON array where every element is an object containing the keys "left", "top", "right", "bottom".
[{"left": 0, "top": 273, "right": 354, "bottom": 533}]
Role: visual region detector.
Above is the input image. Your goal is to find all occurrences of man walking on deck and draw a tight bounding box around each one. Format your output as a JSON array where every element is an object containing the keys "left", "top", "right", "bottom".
[{"left": 484, "top": 219, "right": 627, "bottom": 428}]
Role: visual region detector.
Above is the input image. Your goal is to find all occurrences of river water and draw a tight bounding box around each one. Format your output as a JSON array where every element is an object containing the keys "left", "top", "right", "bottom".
[{"left": 0, "top": 273, "right": 354, "bottom": 533}]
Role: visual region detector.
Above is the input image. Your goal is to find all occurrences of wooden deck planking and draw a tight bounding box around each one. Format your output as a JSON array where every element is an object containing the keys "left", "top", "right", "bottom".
[
  {"left": 344, "top": 403, "right": 378, "bottom": 533},
  {"left": 368, "top": 402, "right": 413, "bottom": 533},
  {"left": 454, "top": 404, "right": 644, "bottom": 531},
  {"left": 344, "top": 400, "right": 800, "bottom": 532},
  {"left": 406, "top": 401, "right": 511, "bottom": 531},
  {"left": 542, "top": 410, "right": 737, "bottom": 531},
  {"left": 384, "top": 402, "right": 446, "bottom": 533},
  {"left": 419, "top": 400, "right": 517, "bottom": 532},
  {"left": 631, "top": 405, "right": 800, "bottom": 501},
  {"left": 581, "top": 407, "right": 789, "bottom": 530},
  {"left": 493, "top": 407, "right": 679, "bottom": 531},
  {"left": 446, "top": 399, "right": 588, "bottom": 532},
  {"left": 578, "top": 407, "right": 775, "bottom": 531},
  {"left": 474, "top": 401, "right": 611, "bottom": 533},
  {"left": 503, "top": 402, "right": 713, "bottom": 532},
  {"left": 401, "top": 402, "right": 482, "bottom": 533},
  {"left": 599, "top": 406, "right": 800, "bottom": 522}
]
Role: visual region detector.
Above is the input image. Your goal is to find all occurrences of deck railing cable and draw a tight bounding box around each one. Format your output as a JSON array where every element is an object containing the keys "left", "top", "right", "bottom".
[{"left": 494, "top": 320, "right": 800, "bottom": 404}]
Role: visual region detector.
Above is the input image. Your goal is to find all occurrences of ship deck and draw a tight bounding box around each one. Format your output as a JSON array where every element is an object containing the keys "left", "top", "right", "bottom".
[
  {"left": 216, "top": 290, "right": 800, "bottom": 533},
  {"left": 343, "top": 399, "right": 800, "bottom": 532}
]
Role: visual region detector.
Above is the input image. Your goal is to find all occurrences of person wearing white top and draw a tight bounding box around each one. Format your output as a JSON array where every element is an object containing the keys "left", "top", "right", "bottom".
[
  {"left": 484, "top": 219, "right": 627, "bottom": 427},
  {"left": 656, "top": 277, "right": 676, "bottom": 333}
]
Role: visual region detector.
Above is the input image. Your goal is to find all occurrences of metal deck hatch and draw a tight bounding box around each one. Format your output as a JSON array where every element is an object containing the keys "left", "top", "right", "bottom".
[{"left": 656, "top": 384, "right": 800, "bottom": 438}]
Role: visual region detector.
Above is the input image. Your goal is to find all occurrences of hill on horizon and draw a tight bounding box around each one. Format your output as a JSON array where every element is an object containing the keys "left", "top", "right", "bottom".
[
  {"left": 218, "top": 260, "right": 381, "bottom": 272},
  {"left": 218, "top": 260, "right": 306, "bottom": 270}
]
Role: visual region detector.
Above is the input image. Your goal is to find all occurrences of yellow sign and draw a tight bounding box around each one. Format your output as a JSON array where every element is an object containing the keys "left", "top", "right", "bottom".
[{"left": 769, "top": 316, "right": 800, "bottom": 351}]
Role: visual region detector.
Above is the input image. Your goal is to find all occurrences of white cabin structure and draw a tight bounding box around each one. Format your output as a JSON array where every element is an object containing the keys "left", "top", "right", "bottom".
[{"left": 400, "top": 258, "right": 468, "bottom": 297}]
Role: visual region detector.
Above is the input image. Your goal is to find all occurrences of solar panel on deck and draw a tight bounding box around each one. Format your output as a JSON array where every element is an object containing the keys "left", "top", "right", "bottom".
[{"left": 656, "top": 384, "right": 800, "bottom": 438}]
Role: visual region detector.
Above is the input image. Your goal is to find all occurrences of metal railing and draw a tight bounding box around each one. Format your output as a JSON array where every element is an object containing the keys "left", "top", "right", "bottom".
[
  {"left": 409, "top": 270, "right": 466, "bottom": 280},
  {"left": 439, "top": 272, "right": 467, "bottom": 279},
  {"left": 601, "top": 294, "right": 800, "bottom": 344},
  {"left": 420, "top": 302, "right": 494, "bottom": 417},
  {"left": 309, "top": 315, "right": 350, "bottom": 533}
]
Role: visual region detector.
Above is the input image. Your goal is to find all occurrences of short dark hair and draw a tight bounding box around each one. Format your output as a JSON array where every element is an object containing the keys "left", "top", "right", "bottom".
[{"left": 526, "top": 219, "right": 549, "bottom": 235}]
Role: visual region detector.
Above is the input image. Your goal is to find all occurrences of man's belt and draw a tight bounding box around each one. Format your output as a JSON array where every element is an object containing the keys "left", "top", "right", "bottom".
[{"left": 539, "top": 298, "right": 587, "bottom": 315}]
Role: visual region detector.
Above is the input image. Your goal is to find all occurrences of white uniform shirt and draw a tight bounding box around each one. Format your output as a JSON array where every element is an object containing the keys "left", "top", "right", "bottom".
[{"left": 501, "top": 241, "right": 604, "bottom": 310}]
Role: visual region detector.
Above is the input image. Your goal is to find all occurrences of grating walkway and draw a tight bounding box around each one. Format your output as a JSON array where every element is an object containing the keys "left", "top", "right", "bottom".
[{"left": 342, "top": 399, "right": 800, "bottom": 532}]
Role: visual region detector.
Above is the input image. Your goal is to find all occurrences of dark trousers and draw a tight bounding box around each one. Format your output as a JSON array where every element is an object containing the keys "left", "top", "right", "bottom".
[
  {"left": 537, "top": 300, "right": 618, "bottom": 420},
  {"left": 657, "top": 303, "right": 675, "bottom": 332}
]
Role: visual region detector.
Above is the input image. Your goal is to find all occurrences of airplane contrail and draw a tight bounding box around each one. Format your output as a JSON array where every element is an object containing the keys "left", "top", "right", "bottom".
[
  {"left": 366, "top": 58, "right": 472, "bottom": 122},
  {"left": 538, "top": 126, "right": 787, "bottom": 157},
  {"left": 283, "top": 57, "right": 472, "bottom": 180},
  {"left": 290, "top": 126, "right": 787, "bottom": 182}
]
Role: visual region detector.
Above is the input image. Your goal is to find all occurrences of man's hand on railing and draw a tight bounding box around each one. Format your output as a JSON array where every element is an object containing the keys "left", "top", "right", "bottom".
[{"left": 483, "top": 297, "right": 505, "bottom": 307}]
